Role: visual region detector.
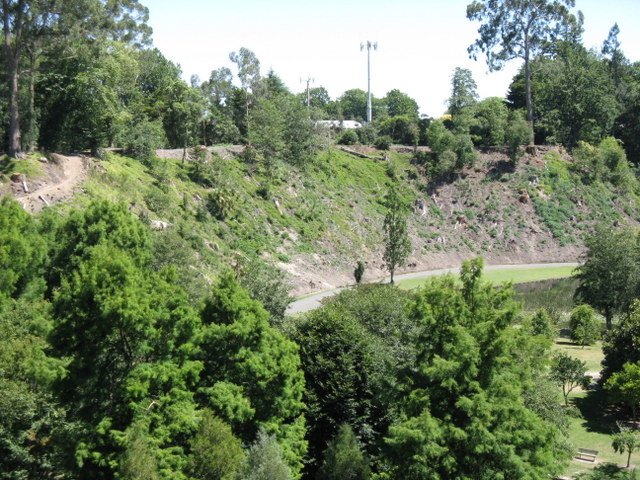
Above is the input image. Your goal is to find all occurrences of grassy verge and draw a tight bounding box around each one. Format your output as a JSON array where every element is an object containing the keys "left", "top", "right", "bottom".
[{"left": 397, "top": 265, "right": 576, "bottom": 290}]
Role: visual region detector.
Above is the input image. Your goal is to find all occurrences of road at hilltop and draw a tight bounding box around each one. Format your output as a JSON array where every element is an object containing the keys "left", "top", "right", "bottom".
[{"left": 286, "top": 262, "right": 579, "bottom": 315}]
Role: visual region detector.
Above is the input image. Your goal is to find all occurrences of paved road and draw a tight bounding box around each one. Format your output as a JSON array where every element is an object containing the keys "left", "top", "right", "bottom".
[{"left": 286, "top": 262, "right": 579, "bottom": 315}]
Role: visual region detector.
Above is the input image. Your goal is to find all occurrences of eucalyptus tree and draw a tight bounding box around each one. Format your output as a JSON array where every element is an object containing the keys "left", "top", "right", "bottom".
[
  {"left": 1, "top": 0, "right": 151, "bottom": 157},
  {"left": 467, "top": 0, "right": 583, "bottom": 129}
]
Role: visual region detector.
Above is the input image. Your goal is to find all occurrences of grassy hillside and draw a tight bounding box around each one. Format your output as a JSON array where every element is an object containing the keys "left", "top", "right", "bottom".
[{"left": 5, "top": 144, "right": 640, "bottom": 295}]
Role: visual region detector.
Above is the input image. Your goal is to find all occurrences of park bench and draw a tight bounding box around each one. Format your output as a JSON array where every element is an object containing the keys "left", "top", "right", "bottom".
[{"left": 576, "top": 448, "right": 599, "bottom": 462}]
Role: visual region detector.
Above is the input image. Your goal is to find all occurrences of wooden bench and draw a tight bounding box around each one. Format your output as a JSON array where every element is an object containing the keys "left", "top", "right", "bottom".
[{"left": 576, "top": 448, "right": 598, "bottom": 462}]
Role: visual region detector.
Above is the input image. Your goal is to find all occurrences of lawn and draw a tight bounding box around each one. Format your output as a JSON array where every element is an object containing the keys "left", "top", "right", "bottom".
[
  {"left": 554, "top": 339, "right": 631, "bottom": 477},
  {"left": 397, "top": 265, "right": 576, "bottom": 290}
]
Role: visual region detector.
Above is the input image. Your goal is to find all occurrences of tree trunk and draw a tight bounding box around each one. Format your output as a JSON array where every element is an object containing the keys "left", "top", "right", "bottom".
[
  {"left": 606, "top": 309, "right": 612, "bottom": 330},
  {"left": 26, "top": 48, "right": 37, "bottom": 152},
  {"left": 390, "top": 268, "right": 395, "bottom": 285},
  {"left": 3, "top": 0, "right": 26, "bottom": 158},
  {"left": 627, "top": 449, "right": 631, "bottom": 469},
  {"left": 524, "top": 40, "right": 534, "bottom": 143},
  {"left": 7, "top": 57, "right": 21, "bottom": 157}
]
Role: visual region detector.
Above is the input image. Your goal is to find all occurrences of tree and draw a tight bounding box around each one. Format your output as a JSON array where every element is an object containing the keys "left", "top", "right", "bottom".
[
  {"left": 602, "top": 303, "right": 640, "bottom": 382},
  {"left": 293, "top": 305, "right": 386, "bottom": 476},
  {"left": 242, "top": 429, "right": 292, "bottom": 480},
  {"left": 188, "top": 410, "right": 245, "bottom": 480},
  {"left": 198, "top": 274, "right": 306, "bottom": 477},
  {"left": 1, "top": 0, "right": 151, "bottom": 157},
  {"left": 50, "top": 244, "right": 202, "bottom": 478},
  {"left": 382, "top": 185, "right": 411, "bottom": 284},
  {"left": 354, "top": 261, "right": 365, "bottom": 284},
  {"left": 229, "top": 47, "right": 261, "bottom": 140},
  {"left": 606, "top": 363, "right": 640, "bottom": 423},
  {"left": 0, "top": 197, "right": 46, "bottom": 298},
  {"left": 384, "top": 89, "right": 419, "bottom": 118},
  {"left": 384, "top": 260, "right": 568, "bottom": 479},
  {"left": 529, "top": 308, "right": 556, "bottom": 340},
  {"left": 574, "top": 227, "right": 640, "bottom": 329},
  {"left": 612, "top": 424, "right": 640, "bottom": 469},
  {"left": 569, "top": 304, "right": 601, "bottom": 348},
  {"left": 447, "top": 67, "right": 478, "bottom": 116},
  {"left": 467, "top": 0, "right": 582, "bottom": 127},
  {"left": 317, "top": 424, "right": 371, "bottom": 480},
  {"left": 549, "top": 352, "right": 590, "bottom": 406}
]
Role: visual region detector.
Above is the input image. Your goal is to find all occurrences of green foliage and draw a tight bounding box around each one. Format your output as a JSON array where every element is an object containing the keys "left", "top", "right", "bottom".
[
  {"left": 605, "top": 363, "right": 640, "bottom": 422},
  {"left": 242, "top": 429, "right": 292, "bottom": 480},
  {"left": 236, "top": 257, "right": 292, "bottom": 326},
  {"left": 198, "top": 274, "right": 306, "bottom": 477},
  {"left": 293, "top": 305, "right": 384, "bottom": 475},
  {"left": 569, "top": 304, "right": 601, "bottom": 347},
  {"left": 0, "top": 298, "right": 66, "bottom": 479},
  {"left": 602, "top": 303, "right": 640, "bottom": 382},
  {"left": 50, "top": 244, "right": 201, "bottom": 478},
  {"left": 528, "top": 308, "right": 556, "bottom": 340},
  {"left": 378, "top": 116, "right": 418, "bottom": 146},
  {"left": 447, "top": 67, "right": 478, "bottom": 115},
  {"left": 612, "top": 426, "right": 640, "bottom": 469},
  {"left": 119, "top": 423, "right": 160, "bottom": 480},
  {"left": 385, "top": 259, "right": 568, "bottom": 479},
  {"left": 0, "top": 197, "right": 46, "bottom": 298},
  {"left": 338, "top": 129, "right": 359, "bottom": 145},
  {"left": 549, "top": 352, "right": 589, "bottom": 406},
  {"left": 373, "top": 135, "right": 391, "bottom": 151},
  {"left": 505, "top": 110, "right": 532, "bottom": 161},
  {"left": 384, "top": 89, "right": 419, "bottom": 119},
  {"left": 317, "top": 424, "right": 371, "bottom": 480},
  {"left": 120, "top": 118, "right": 166, "bottom": 162},
  {"left": 382, "top": 185, "right": 411, "bottom": 283},
  {"left": 188, "top": 410, "right": 245, "bottom": 480},
  {"left": 574, "top": 227, "right": 640, "bottom": 329},
  {"left": 471, "top": 96, "right": 508, "bottom": 146},
  {"left": 356, "top": 124, "right": 377, "bottom": 145},
  {"left": 354, "top": 261, "right": 365, "bottom": 284},
  {"left": 46, "top": 200, "right": 153, "bottom": 291}
]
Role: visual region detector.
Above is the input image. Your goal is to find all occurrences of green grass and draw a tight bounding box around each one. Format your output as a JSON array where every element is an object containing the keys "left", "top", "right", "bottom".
[
  {"left": 553, "top": 339, "right": 630, "bottom": 476},
  {"left": 554, "top": 340, "right": 604, "bottom": 374},
  {"left": 564, "top": 389, "right": 627, "bottom": 477},
  {"left": 397, "top": 265, "right": 576, "bottom": 290},
  {"left": 0, "top": 152, "right": 45, "bottom": 180}
]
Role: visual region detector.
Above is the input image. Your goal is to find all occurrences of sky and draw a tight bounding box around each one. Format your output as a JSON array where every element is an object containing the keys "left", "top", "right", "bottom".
[{"left": 144, "top": 0, "right": 640, "bottom": 117}]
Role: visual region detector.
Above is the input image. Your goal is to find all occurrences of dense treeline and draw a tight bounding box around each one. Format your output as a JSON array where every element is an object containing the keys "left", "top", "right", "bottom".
[{"left": 0, "top": 196, "right": 583, "bottom": 478}]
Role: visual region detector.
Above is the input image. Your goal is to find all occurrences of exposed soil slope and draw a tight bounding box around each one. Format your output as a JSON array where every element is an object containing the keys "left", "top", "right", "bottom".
[{"left": 11, "top": 154, "right": 88, "bottom": 212}]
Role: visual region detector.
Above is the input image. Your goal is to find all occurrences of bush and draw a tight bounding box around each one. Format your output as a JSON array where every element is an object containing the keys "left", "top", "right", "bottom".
[
  {"left": 374, "top": 135, "right": 392, "bottom": 151},
  {"left": 354, "top": 261, "right": 365, "bottom": 284},
  {"left": 471, "top": 97, "right": 509, "bottom": 146},
  {"left": 426, "top": 120, "right": 456, "bottom": 156},
  {"left": 356, "top": 124, "right": 377, "bottom": 145},
  {"left": 121, "top": 118, "right": 166, "bottom": 161},
  {"left": 337, "top": 129, "right": 358, "bottom": 145},
  {"left": 505, "top": 110, "right": 531, "bottom": 162},
  {"left": 599, "top": 136, "right": 633, "bottom": 188},
  {"left": 569, "top": 304, "right": 600, "bottom": 347},
  {"left": 454, "top": 133, "right": 477, "bottom": 168}
]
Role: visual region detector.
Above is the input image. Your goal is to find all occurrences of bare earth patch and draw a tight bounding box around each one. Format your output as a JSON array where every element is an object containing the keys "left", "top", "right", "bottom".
[{"left": 11, "top": 154, "right": 88, "bottom": 212}]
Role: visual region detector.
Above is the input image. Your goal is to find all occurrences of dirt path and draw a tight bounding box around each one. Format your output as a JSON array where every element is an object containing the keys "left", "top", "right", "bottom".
[
  {"left": 15, "top": 155, "right": 87, "bottom": 212},
  {"left": 287, "top": 262, "right": 579, "bottom": 314}
]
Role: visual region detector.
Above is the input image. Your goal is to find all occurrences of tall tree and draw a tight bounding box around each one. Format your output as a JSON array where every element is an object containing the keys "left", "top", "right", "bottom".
[
  {"left": 1, "top": 0, "right": 151, "bottom": 157},
  {"left": 447, "top": 67, "right": 478, "bottom": 116},
  {"left": 574, "top": 227, "right": 640, "bottom": 330},
  {"left": 382, "top": 185, "right": 411, "bottom": 284},
  {"left": 229, "top": 47, "right": 261, "bottom": 141},
  {"left": 467, "top": 0, "right": 582, "bottom": 129}
]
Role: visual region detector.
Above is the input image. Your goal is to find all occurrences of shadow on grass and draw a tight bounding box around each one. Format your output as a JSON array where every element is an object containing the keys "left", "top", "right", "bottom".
[{"left": 573, "top": 387, "right": 624, "bottom": 435}]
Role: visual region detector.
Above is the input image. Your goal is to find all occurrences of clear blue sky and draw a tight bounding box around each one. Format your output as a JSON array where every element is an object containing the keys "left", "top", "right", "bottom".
[{"left": 144, "top": 0, "right": 640, "bottom": 117}]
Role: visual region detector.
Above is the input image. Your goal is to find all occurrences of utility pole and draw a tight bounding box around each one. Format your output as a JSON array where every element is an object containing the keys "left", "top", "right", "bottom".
[
  {"left": 301, "top": 76, "right": 314, "bottom": 111},
  {"left": 360, "top": 40, "right": 378, "bottom": 124}
]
